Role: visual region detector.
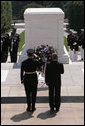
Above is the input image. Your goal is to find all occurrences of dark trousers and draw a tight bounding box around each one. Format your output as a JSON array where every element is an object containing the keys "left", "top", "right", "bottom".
[
  {"left": 24, "top": 79, "right": 37, "bottom": 109},
  {"left": 10, "top": 52, "right": 17, "bottom": 62},
  {"left": 1, "top": 52, "right": 8, "bottom": 62},
  {"left": 49, "top": 83, "right": 61, "bottom": 110}
]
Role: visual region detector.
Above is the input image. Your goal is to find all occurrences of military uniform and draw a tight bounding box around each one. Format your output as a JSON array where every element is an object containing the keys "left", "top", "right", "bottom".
[
  {"left": 1, "top": 36, "right": 4, "bottom": 62},
  {"left": 73, "top": 44, "right": 78, "bottom": 61},
  {"left": 68, "top": 31, "right": 78, "bottom": 61},
  {"left": 78, "top": 30, "right": 84, "bottom": 60},
  {"left": 81, "top": 33, "right": 84, "bottom": 60},
  {"left": 67, "top": 33, "right": 74, "bottom": 61},
  {"left": 72, "top": 34, "right": 78, "bottom": 61},
  {"left": 21, "top": 49, "right": 43, "bottom": 112},
  {"left": 67, "top": 33, "right": 72, "bottom": 47},
  {"left": 1, "top": 34, "right": 9, "bottom": 62},
  {"left": 45, "top": 60, "right": 64, "bottom": 111},
  {"left": 9, "top": 32, "right": 20, "bottom": 62}
]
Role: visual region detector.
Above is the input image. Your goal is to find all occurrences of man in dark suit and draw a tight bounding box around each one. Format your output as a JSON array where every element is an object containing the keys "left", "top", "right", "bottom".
[
  {"left": 1, "top": 33, "right": 9, "bottom": 62},
  {"left": 21, "top": 49, "right": 43, "bottom": 112},
  {"left": 45, "top": 53, "right": 64, "bottom": 113},
  {"left": 9, "top": 28, "right": 20, "bottom": 62}
]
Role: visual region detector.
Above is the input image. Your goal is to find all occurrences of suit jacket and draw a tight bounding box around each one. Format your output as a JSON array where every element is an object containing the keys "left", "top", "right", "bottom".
[
  {"left": 45, "top": 61, "right": 64, "bottom": 85},
  {"left": 9, "top": 33, "right": 20, "bottom": 53},
  {"left": 67, "top": 34, "right": 72, "bottom": 46},
  {"left": 21, "top": 58, "right": 43, "bottom": 84}
]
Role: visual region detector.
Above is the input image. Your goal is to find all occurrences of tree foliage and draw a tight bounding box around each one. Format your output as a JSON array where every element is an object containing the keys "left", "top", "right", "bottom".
[
  {"left": 64, "top": 1, "right": 84, "bottom": 31},
  {"left": 1, "top": 1, "right": 12, "bottom": 33},
  {"left": 12, "top": 1, "right": 66, "bottom": 19},
  {"left": 2, "top": 1, "right": 83, "bottom": 33},
  {"left": 19, "top": 3, "right": 44, "bottom": 19}
]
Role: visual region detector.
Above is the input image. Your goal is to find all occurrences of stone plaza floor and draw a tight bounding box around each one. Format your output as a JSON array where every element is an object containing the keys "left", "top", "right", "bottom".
[{"left": 1, "top": 58, "right": 84, "bottom": 125}]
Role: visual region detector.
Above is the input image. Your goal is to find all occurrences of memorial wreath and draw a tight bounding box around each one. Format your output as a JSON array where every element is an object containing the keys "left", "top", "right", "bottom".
[
  {"left": 34, "top": 44, "right": 55, "bottom": 61},
  {"left": 34, "top": 44, "right": 56, "bottom": 74}
]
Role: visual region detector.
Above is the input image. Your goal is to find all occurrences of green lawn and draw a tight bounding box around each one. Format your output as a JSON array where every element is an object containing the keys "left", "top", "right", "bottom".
[
  {"left": 18, "top": 31, "right": 69, "bottom": 52},
  {"left": 64, "top": 37, "right": 69, "bottom": 51},
  {"left": 18, "top": 31, "right": 25, "bottom": 52}
]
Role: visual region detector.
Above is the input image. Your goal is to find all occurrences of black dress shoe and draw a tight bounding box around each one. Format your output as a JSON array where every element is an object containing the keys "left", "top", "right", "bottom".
[
  {"left": 50, "top": 108, "right": 54, "bottom": 113},
  {"left": 26, "top": 108, "right": 31, "bottom": 112},
  {"left": 31, "top": 108, "right": 36, "bottom": 112},
  {"left": 55, "top": 108, "right": 59, "bottom": 113}
]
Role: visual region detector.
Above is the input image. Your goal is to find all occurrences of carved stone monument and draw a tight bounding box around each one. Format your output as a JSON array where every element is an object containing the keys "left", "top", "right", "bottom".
[{"left": 19, "top": 8, "right": 69, "bottom": 64}]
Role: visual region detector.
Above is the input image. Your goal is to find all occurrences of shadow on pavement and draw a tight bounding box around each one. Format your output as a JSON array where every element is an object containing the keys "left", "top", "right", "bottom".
[
  {"left": 13, "top": 63, "right": 21, "bottom": 69},
  {"left": 37, "top": 87, "right": 48, "bottom": 91},
  {"left": 37, "top": 110, "right": 56, "bottom": 120},
  {"left": 11, "top": 111, "right": 34, "bottom": 122}
]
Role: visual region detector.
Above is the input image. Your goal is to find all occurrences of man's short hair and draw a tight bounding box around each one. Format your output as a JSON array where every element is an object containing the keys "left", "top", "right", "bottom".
[
  {"left": 52, "top": 53, "right": 58, "bottom": 60},
  {"left": 27, "top": 49, "right": 34, "bottom": 57}
]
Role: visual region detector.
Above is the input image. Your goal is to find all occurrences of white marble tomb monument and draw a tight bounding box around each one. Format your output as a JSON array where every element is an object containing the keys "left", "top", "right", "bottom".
[{"left": 19, "top": 8, "right": 69, "bottom": 64}]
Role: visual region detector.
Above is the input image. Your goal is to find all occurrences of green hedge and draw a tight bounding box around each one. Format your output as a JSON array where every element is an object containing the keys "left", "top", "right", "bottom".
[{"left": 64, "top": 37, "right": 69, "bottom": 51}]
